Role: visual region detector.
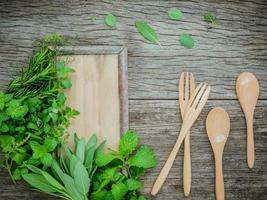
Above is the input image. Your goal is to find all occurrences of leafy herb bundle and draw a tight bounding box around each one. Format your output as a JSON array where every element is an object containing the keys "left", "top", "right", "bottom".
[
  {"left": 91, "top": 131, "right": 157, "bottom": 200},
  {"left": 23, "top": 134, "right": 104, "bottom": 200},
  {"left": 0, "top": 38, "right": 79, "bottom": 183}
]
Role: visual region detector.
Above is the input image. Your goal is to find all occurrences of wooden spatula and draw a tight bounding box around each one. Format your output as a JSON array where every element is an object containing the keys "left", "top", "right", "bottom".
[
  {"left": 236, "top": 72, "right": 259, "bottom": 168},
  {"left": 206, "top": 107, "right": 230, "bottom": 200},
  {"left": 151, "top": 83, "right": 210, "bottom": 196}
]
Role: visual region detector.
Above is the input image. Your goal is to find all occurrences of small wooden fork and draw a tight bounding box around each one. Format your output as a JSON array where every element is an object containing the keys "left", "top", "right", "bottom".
[
  {"left": 179, "top": 72, "right": 195, "bottom": 197},
  {"left": 151, "top": 82, "right": 211, "bottom": 196}
]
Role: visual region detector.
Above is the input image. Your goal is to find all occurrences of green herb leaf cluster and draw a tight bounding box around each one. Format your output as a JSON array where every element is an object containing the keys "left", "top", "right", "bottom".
[
  {"left": 91, "top": 131, "right": 157, "bottom": 200},
  {"left": 0, "top": 38, "right": 79, "bottom": 183},
  {"left": 203, "top": 12, "right": 217, "bottom": 24},
  {"left": 23, "top": 134, "right": 102, "bottom": 200}
]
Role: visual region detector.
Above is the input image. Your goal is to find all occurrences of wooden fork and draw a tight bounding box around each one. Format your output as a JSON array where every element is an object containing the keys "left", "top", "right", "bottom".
[
  {"left": 179, "top": 72, "right": 195, "bottom": 197},
  {"left": 151, "top": 83, "right": 211, "bottom": 196}
]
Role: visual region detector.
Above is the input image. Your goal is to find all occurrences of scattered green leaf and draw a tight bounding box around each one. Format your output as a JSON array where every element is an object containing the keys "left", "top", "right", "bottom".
[
  {"left": 168, "top": 8, "right": 183, "bottom": 20},
  {"left": 135, "top": 20, "right": 160, "bottom": 45},
  {"left": 179, "top": 34, "right": 195, "bottom": 48},
  {"left": 105, "top": 13, "right": 116, "bottom": 28}
]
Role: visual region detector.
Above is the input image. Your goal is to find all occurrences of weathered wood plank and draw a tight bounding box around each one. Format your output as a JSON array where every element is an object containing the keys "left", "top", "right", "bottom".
[
  {"left": 0, "top": 0, "right": 267, "bottom": 99},
  {"left": 129, "top": 100, "right": 267, "bottom": 200}
]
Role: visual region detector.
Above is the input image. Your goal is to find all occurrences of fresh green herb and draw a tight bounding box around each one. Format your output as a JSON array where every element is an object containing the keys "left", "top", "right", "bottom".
[
  {"left": 203, "top": 12, "right": 217, "bottom": 24},
  {"left": 23, "top": 132, "right": 156, "bottom": 200},
  {"left": 168, "top": 8, "right": 183, "bottom": 20},
  {"left": 0, "top": 36, "right": 79, "bottom": 183},
  {"left": 179, "top": 34, "right": 195, "bottom": 48},
  {"left": 135, "top": 20, "right": 160, "bottom": 46},
  {"left": 23, "top": 134, "right": 102, "bottom": 200},
  {"left": 105, "top": 13, "right": 116, "bottom": 28},
  {"left": 91, "top": 131, "right": 157, "bottom": 200}
]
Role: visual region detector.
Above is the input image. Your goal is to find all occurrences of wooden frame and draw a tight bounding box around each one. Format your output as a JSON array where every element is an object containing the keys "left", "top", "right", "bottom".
[{"left": 58, "top": 46, "right": 129, "bottom": 136}]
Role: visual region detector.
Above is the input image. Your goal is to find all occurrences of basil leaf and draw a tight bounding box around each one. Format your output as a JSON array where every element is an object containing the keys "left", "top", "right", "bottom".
[
  {"left": 135, "top": 20, "right": 160, "bottom": 45},
  {"left": 168, "top": 8, "right": 183, "bottom": 20},
  {"left": 105, "top": 13, "right": 116, "bottom": 28},
  {"left": 179, "top": 34, "right": 194, "bottom": 48}
]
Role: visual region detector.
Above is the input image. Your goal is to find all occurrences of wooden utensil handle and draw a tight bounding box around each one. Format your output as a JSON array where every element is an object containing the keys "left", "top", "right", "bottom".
[
  {"left": 246, "top": 117, "right": 254, "bottom": 168},
  {"left": 151, "top": 125, "right": 189, "bottom": 196},
  {"left": 183, "top": 132, "right": 191, "bottom": 197},
  {"left": 215, "top": 154, "right": 225, "bottom": 200}
]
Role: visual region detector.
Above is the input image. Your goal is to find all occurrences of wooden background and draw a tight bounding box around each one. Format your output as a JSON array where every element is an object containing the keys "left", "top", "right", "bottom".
[{"left": 0, "top": 0, "right": 266, "bottom": 199}]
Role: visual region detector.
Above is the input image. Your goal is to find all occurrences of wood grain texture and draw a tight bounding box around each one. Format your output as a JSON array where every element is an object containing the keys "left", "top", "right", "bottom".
[
  {"left": 0, "top": 0, "right": 267, "bottom": 100},
  {"left": 63, "top": 54, "right": 121, "bottom": 150},
  {"left": 0, "top": 0, "right": 266, "bottom": 199}
]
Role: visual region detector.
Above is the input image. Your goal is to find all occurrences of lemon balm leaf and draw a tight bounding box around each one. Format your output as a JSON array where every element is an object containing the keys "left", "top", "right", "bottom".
[
  {"left": 179, "top": 34, "right": 194, "bottom": 48},
  {"left": 105, "top": 13, "right": 116, "bottom": 28},
  {"left": 168, "top": 8, "right": 183, "bottom": 20}
]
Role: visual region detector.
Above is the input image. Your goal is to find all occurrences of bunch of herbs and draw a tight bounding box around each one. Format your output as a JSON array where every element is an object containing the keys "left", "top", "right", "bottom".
[
  {"left": 91, "top": 131, "right": 157, "bottom": 200},
  {"left": 0, "top": 36, "right": 79, "bottom": 183}
]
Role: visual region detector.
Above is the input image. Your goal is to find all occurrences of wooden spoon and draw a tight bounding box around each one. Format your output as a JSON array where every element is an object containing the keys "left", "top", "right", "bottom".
[
  {"left": 236, "top": 72, "right": 259, "bottom": 168},
  {"left": 206, "top": 107, "right": 230, "bottom": 200}
]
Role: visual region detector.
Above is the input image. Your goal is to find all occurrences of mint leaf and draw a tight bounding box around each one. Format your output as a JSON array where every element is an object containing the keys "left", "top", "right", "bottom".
[
  {"left": 41, "top": 153, "right": 53, "bottom": 166},
  {"left": 105, "top": 13, "right": 116, "bottom": 28},
  {"left": 44, "top": 137, "right": 58, "bottom": 152},
  {"left": 125, "top": 178, "right": 144, "bottom": 190},
  {"left": 111, "top": 182, "right": 128, "bottom": 200},
  {"left": 168, "top": 8, "right": 183, "bottom": 20},
  {"left": 29, "top": 141, "right": 46, "bottom": 159},
  {"left": 119, "top": 131, "right": 138, "bottom": 156},
  {"left": 7, "top": 104, "right": 28, "bottom": 119},
  {"left": 0, "top": 135, "right": 15, "bottom": 152},
  {"left": 128, "top": 145, "right": 157, "bottom": 169},
  {"left": 95, "top": 153, "right": 117, "bottom": 167},
  {"left": 179, "top": 34, "right": 194, "bottom": 48}
]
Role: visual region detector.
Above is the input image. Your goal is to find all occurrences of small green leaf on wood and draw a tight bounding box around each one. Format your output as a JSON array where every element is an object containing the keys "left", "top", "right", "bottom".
[
  {"left": 105, "top": 13, "right": 116, "bottom": 28},
  {"left": 168, "top": 8, "right": 183, "bottom": 20},
  {"left": 204, "top": 12, "right": 217, "bottom": 24},
  {"left": 179, "top": 34, "right": 194, "bottom": 48},
  {"left": 135, "top": 20, "right": 160, "bottom": 45}
]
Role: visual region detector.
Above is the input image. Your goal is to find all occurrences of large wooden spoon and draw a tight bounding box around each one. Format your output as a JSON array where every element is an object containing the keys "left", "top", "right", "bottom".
[
  {"left": 206, "top": 107, "right": 230, "bottom": 200},
  {"left": 236, "top": 72, "right": 259, "bottom": 168}
]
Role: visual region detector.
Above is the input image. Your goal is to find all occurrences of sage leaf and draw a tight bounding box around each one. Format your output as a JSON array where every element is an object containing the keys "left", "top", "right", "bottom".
[
  {"left": 168, "top": 8, "right": 183, "bottom": 20},
  {"left": 73, "top": 161, "right": 90, "bottom": 195},
  {"left": 135, "top": 20, "right": 160, "bottom": 45},
  {"left": 179, "top": 34, "right": 194, "bottom": 48},
  {"left": 105, "top": 13, "right": 116, "bottom": 28},
  {"left": 23, "top": 173, "right": 58, "bottom": 193}
]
